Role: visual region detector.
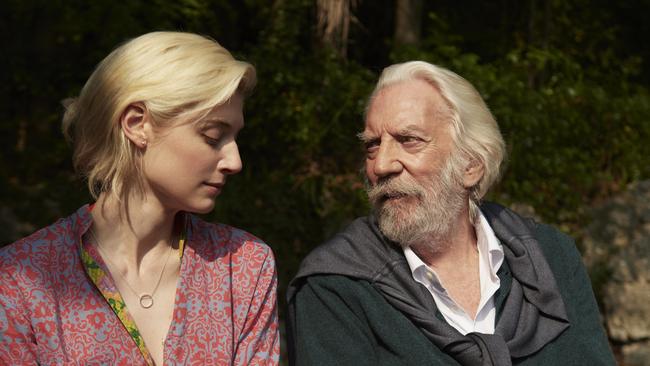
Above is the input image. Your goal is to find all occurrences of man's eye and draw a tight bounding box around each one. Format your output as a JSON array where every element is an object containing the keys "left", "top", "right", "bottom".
[
  {"left": 364, "top": 140, "right": 380, "bottom": 153},
  {"left": 398, "top": 135, "right": 421, "bottom": 145}
]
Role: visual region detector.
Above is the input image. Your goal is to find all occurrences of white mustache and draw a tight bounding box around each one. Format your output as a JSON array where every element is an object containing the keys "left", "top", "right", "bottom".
[{"left": 367, "top": 177, "right": 425, "bottom": 206}]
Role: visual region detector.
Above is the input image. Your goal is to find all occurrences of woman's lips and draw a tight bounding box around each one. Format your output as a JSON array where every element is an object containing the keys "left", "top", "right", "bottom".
[{"left": 203, "top": 182, "right": 224, "bottom": 195}]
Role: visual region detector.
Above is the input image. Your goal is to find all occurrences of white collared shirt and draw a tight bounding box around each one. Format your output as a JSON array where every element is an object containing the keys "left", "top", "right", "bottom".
[{"left": 403, "top": 212, "right": 504, "bottom": 335}]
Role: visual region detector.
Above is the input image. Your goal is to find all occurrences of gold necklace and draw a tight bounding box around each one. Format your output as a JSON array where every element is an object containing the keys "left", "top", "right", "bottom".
[{"left": 89, "top": 229, "right": 174, "bottom": 309}]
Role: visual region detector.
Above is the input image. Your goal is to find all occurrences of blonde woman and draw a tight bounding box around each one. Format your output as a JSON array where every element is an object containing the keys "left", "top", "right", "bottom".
[{"left": 0, "top": 32, "right": 279, "bottom": 365}]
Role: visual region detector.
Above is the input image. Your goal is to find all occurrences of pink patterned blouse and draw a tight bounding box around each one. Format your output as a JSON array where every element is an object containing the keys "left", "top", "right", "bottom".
[{"left": 0, "top": 205, "right": 280, "bottom": 365}]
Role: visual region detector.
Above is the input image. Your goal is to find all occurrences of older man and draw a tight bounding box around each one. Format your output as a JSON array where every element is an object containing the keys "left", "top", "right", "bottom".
[{"left": 287, "top": 61, "right": 614, "bottom": 365}]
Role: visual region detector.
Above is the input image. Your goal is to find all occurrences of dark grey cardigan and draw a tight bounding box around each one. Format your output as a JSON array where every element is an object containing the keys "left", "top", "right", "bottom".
[{"left": 287, "top": 203, "right": 614, "bottom": 365}]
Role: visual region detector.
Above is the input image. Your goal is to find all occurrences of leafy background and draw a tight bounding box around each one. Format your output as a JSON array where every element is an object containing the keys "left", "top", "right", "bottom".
[{"left": 2, "top": 0, "right": 649, "bottom": 360}]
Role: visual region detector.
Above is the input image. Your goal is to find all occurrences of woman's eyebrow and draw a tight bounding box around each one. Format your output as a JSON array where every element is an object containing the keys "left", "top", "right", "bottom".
[{"left": 198, "top": 119, "right": 231, "bottom": 130}]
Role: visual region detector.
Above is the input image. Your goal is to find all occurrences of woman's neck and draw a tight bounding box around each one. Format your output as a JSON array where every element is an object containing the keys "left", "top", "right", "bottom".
[{"left": 90, "top": 192, "right": 180, "bottom": 269}]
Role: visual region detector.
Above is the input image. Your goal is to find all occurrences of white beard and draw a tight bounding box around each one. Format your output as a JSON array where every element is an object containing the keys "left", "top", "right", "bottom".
[{"left": 366, "top": 158, "right": 466, "bottom": 249}]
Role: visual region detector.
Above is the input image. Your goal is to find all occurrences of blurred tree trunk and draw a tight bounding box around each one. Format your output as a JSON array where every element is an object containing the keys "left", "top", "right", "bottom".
[
  {"left": 526, "top": 0, "right": 553, "bottom": 88},
  {"left": 316, "top": 0, "right": 360, "bottom": 58},
  {"left": 394, "top": 0, "right": 422, "bottom": 45}
]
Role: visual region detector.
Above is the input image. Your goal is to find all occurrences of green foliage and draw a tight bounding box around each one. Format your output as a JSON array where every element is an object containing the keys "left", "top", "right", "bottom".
[{"left": 1, "top": 0, "right": 649, "bottom": 313}]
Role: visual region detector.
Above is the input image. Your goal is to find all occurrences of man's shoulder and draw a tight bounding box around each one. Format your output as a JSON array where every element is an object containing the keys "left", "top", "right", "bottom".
[
  {"left": 481, "top": 201, "right": 584, "bottom": 277},
  {"left": 292, "top": 215, "right": 401, "bottom": 284},
  {"left": 301, "top": 274, "right": 372, "bottom": 293},
  {"left": 482, "top": 202, "right": 580, "bottom": 256},
  {"left": 532, "top": 222, "right": 584, "bottom": 277},
  {"left": 298, "top": 274, "right": 377, "bottom": 302},
  {"left": 310, "top": 216, "right": 378, "bottom": 257},
  {"left": 532, "top": 222, "right": 575, "bottom": 248},
  {"left": 293, "top": 274, "right": 393, "bottom": 319}
]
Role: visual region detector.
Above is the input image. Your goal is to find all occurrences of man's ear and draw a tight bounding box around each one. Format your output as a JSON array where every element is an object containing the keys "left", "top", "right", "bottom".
[
  {"left": 462, "top": 159, "right": 485, "bottom": 189},
  {"left": 120, "top": 103, "right": 149, "bottom": 148}
]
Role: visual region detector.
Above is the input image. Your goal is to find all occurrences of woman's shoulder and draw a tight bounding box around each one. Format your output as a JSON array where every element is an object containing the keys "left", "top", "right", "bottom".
[
  {"left": 1, "top": 210, "right": 83, "bottom": 259},
  {"left": 0, "top": 206, "right": 89, "bottom": 285},
  {"left": 186, "top": 214, "right": 274, "bottom": 262}
]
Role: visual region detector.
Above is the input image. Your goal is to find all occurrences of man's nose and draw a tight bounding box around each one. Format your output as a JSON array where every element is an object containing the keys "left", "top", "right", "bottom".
[{"left": 372, "top": 141, "right": 403, "bottom": 179}]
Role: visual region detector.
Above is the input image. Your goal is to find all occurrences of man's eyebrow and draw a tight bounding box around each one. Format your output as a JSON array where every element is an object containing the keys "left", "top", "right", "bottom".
[
  {"left": 357, "top": 131, "right": 375, "bottom": 142},
  {"left": 396, "top": 124, "right": 426, "bottom": 135},
  {"left": 357, "top": 124, "right": 426, "bottom": 141}
]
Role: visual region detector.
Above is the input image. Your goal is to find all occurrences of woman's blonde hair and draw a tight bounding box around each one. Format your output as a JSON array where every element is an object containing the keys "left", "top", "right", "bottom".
[
  {"left": 370, "top": 61, "right": 506, "bottom": 219},
  {"left": 62, "top": 31, "right": 256, "bottom": 201}
]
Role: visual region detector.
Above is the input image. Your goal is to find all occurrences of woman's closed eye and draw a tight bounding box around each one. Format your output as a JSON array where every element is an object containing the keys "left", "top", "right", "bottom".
[{"left": 203, "top": 133, "right": 223, "bottom": 147}]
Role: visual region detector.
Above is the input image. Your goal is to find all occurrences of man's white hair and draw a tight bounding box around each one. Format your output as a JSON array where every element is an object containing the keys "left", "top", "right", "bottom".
[{"left": 369, "top": 61, "right": 506, "bottom": 220}]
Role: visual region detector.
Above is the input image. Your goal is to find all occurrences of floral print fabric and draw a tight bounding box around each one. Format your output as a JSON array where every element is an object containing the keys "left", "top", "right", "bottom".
[
  {"left": 79, "top": 242, "right": 154, "bottom": 365},
  {"left": 0, "top": 205, "right": 280, "bottom": 365}
]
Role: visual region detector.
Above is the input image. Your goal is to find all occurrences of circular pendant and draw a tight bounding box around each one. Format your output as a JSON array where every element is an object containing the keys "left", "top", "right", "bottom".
[{"left": 139, "top": 294, "right": 154, "bottom": 308}]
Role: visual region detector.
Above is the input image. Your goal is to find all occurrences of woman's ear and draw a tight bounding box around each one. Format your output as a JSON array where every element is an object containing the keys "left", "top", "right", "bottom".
[
  {"left": 462, "top": 159, "right": 485, "bottom": 189},
  {"left": 120, "top": 103, "right": 149, "bottom": 148}
]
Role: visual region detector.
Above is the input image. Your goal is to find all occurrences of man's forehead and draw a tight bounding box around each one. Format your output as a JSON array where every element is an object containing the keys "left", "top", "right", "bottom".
[
  {"left": 375, "top": 78, "right": 444, "bottom": 100},
  {"left": 360, "top": 122, "right": 429, "bottom": 137},
  {"left": 364, "top": 81, "right": 452, "bottom": 132}
]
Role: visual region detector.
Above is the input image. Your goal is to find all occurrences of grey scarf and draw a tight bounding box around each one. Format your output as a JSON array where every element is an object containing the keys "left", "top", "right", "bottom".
[{"left": 287, "top": 202, "right": 570, "bottom": 366}]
